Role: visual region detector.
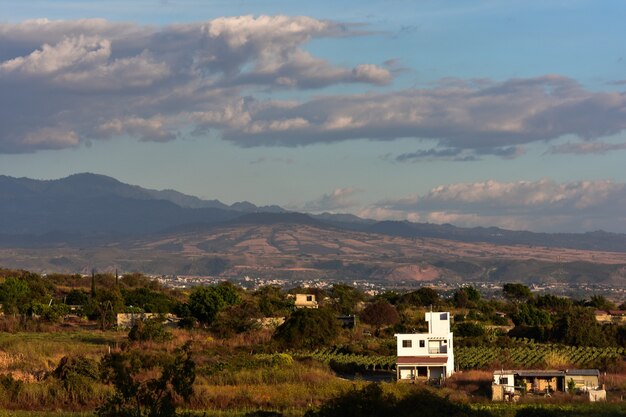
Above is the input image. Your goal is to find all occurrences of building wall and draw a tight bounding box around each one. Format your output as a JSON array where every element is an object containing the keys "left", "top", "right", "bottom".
[
  {"left": 426, "top": 311, "right": 451, "bottom": 334},
  {"left": 395, "top": 311, "right": 454, "bottom": 378},
  {"left": 294, "top": 294, "right": 318, "bottom": 308}
]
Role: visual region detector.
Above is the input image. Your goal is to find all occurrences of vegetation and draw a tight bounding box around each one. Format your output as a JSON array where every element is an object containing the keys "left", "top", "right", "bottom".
[{"left": 3, "top": 269, "right": 626, "bottom": 416}]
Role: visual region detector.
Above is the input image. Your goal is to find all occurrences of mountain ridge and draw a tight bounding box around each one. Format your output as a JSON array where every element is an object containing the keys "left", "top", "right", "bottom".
[{"left": 1, "top": 173, "right": 626, "bottom": 253}]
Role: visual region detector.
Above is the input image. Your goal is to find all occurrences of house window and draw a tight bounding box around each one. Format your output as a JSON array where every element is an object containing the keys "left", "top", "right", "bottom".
[
  {"left": 419, "top": 340, "right": 425, "bottom": 348},
  {"left": 306, "top": 295, "right": 313, "bottom": 302},
  {"left": 501, "top": 377, "right": 509, "bottom": 385},
  {"left": 402, "top": 340, "right": 412, "bottom": 348},
  {"left": 440, "top": 313, "right": 448, "bottom": 320}
]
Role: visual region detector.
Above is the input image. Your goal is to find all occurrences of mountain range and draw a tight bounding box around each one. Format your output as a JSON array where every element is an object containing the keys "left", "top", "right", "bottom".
[
  {"left": 2, "top": 172, "right": 626, "bottom": 252},
  {"left": 1, "top": 173, "right": 626, "bottom": 284}
]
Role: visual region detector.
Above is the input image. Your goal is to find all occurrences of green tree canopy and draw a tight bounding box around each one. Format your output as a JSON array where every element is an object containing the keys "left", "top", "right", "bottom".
[
  {"left": 399, "top": 287, "right": 440, "bottom": 307},
  {"left": 122, "top": 287, "right": 177, "bottom": 313},
  {"left": 0, "top": 277, "right": 31, "bottom": 314},
  {"left": 453, "top": 286, "right": 481, "bottom": 308},
  {"left": 327, "top": 284, "right": 364, "bottom": 315},
  {"left": 254, "top": 285, "right": 293, "bottom": 317},
  {"left": 188, "top": 282, "right": 241, "bottom": 326},
  {"left": 511, "top": 303, "right": 551, "bottom": 327},
  {"left": 360, "top": 300, "right": 400, "bottom": 329},
  {"left": 273, "top": 308, "right": 340, "bottom": 350},
  {"left": 502, "top": 283, "right": 532, "bottom": 302},
  {"left": 551, "top": 307, "right": 606, "bottom": 347}
]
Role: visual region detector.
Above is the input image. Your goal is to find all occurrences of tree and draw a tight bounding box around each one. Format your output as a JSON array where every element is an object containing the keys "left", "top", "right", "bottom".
[
  {"left": 534, "top": 294, "right": 572, "bottom": 312},
  {"left": 0, "top": 277, "right": 31, "bottom": 315},
  {"left": 453, "top": 286, "right": 481, "bottom": 308},
  {"left": 128, "top": 319, "right": 173, "bottom": 343},
  {"left": 122, "top": 287, "right": 177, "bottom": 313},
  {"left": 585, "top": 295, "right": 616, "bottom": 311},
  {"left": 212, "top": 301, "right": 260, "bottom": 337},
  {"left": 188, "top": 282, "right": 241, "bottom": 326},
  {"left": 273, "top": 308, "right": 340, "bottom": 350},
  {"left": 551, "top": 307, "right": 606, "bottom": 346},
  {"left": 502, "top": 283, "right": 532, "bottom": 302},
  {"left": 400, "top": 287, "right": 440, "bottom": 307},
  {"left": 454, "top": 322, "right": 486, "bottom": 338},
  {"left": 360, "top": 300, "right": 399, "bottom": 332},
  {"left": 84, "top": 288, "right": 124, "bottom": 330},
  {"left": 65, "top": 289, "right": 89, "bottom": 306},
  {"left": 510, "top": 304, "right": 551, "bottom": 327},
  {"left": 97, "top": 343, "right": 195, "bottom": 417},
  {"left": 327, "top": 284, "right": 364, "bottom": 315},
  {"left": 255, "top": 285, "right": 293, "bottom": 317}
]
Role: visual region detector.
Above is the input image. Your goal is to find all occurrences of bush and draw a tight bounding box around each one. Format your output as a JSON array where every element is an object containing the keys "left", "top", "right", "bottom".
[
  {"left": 305, "top": 383, "right": 486, "bottom": 417},
  {"left": 273, "top": 308, "right": 340, "bottom": 350},
  {"left": 128, "top": 319, "right": 173, "bottom": 343},
  {"left": 52, "top": 356, "right": 100, "bottom": 403},
  {"left": 0, "top": 373, "right": 23, "bottom": 401}
]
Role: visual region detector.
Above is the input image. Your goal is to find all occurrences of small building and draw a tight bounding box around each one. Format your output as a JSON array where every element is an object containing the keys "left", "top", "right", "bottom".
[
  {"left": 395, "top": 311, "right": 454, "bottom": 382},
  {"left": 594, "top": 310, "right": 626, "bottom": 324},
  {"left": 492, "top": 369, "right": 601, "bottom": 401},
  {"left": 116, "top": 312, "right": 178, "bottom": 329},
  {"left": 337, "top": 315, "right": 357, "bottom": 329},
  {"left": 294, "top": 294, "right": 318, "bottom": 309}
]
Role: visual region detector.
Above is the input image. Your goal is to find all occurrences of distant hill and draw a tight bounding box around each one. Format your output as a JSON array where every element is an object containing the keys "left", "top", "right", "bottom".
[
  {"left": 2, "top": 173, "right": 626, "bottom": 255},
  {"left": 0, "top": 173, "right": 279, "bottom": 237}
]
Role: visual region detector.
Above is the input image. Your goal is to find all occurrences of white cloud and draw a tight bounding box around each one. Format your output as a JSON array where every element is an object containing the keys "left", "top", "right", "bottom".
[
  {"left": 2, "top": 18, "right": 626, "bottom": 156},
  {"left": 303, "top": 188, "right": 362, "bottom": 212},
  {"left": 0, "top": 16, "right": 387, "bottom": 153},
  {"left": 363, "top": 179, "right": 626, "bottom": 232}
]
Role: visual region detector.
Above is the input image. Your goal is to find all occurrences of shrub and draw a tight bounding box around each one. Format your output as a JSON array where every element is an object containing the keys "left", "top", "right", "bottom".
[
  {"left": 52, "top": 355, "right": 100, "bottom": 403},
  {"left": 273, "top": 308, "right": 340, "bottom": 350},
  {"left": 128, "top": 319, "right": 173, "bottom": 343}
]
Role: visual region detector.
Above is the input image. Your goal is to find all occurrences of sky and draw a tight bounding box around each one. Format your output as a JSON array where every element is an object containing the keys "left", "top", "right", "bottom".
[{"left": 2, "top": 0, "right": 626, "bottom": 233}]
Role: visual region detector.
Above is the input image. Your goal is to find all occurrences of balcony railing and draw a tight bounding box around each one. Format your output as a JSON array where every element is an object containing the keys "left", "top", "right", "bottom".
[{"left": 428, "top": 347, "right": 447, "bottom": 354}]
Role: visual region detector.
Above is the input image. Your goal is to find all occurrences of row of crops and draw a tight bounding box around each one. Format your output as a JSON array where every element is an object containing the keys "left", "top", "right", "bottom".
[{"left": 290, "top": 343, "right": 625, "bottom": 372}]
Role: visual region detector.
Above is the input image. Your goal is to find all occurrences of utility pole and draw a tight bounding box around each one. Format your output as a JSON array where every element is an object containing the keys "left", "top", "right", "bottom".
[{"left": 91, "top": 268, "right": 96, "bottom": 298}]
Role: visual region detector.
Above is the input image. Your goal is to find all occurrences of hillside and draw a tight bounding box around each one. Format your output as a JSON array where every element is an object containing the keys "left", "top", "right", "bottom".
[{"left": 2, "top": 173, "right": 626, "bottom": 285}]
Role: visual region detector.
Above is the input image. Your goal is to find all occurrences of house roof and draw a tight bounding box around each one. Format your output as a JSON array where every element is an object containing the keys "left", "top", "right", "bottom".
[
  {"left": 566, "top": 369, "right": 600, "bottom": 376},
  {"left": 396, "top": 356, "right": 448, "bottom": 365},
  {"left": 493, "top": 369, "right": 599, "bottom": 378}
]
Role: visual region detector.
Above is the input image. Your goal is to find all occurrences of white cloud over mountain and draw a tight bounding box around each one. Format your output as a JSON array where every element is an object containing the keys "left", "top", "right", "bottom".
[
  {"left": 303, "top": 188, "right": 362, "bottom": 212},
  {"left": 361, "top": 179, "right": 626, "bottom": 233}
]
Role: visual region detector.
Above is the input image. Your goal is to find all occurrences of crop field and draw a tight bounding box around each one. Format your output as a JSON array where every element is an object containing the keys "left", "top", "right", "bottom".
[{"left": 292, "top": 340, "right": 626, "bottom": 372}]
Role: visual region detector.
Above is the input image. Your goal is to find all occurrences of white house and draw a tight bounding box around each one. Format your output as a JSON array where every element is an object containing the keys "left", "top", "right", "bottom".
[{"left": 394, "top": 311, "right": 454, "bottom": 382}]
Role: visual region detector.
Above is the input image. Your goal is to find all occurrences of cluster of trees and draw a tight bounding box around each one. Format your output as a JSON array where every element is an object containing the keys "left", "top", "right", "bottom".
[{"left": 3, "top": 267, "right": 626, "bottom": 349}]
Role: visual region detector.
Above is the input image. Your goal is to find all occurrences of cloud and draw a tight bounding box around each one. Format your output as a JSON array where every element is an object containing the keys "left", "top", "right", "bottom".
[
  {"left": 219, "top": 75, "right": 626, "bottom": 148},
  {"left": 547, "top": 141, "right": 626, "bottom": 155},
  {"left": 361, "top": 179, "right": 626, "bottom": 233},
  {"left": 2, "top": 18, "right": 626, "bottom": 155},
  {"left": 303, "top": 188, "right": 362, "bottom": 212},
  {"left": 0, "top": 16, "right": 388, "bottom": 153},
  {"left": 392, "top": 146, "right": 524, "bottom": 162}
]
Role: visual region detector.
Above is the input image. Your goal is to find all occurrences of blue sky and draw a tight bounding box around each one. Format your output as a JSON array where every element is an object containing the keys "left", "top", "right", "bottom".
[{"left": 2, "top": 0, "right": 626, "bottom": 232}]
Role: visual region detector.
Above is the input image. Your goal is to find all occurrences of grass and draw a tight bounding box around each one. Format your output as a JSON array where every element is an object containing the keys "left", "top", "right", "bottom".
[{"left": 0, "top": 331, "right": 123, "bottom": 374}]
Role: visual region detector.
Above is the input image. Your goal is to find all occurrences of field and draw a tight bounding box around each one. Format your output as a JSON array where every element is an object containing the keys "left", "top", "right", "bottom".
[
  {"left": 2, "top": 328, "right": 626, "bottom": 416},
  {"left": 291, "top": 340, "right": 626, "bottom": 373}
]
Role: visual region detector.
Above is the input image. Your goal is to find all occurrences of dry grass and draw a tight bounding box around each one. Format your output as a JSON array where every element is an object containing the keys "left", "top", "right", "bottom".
[{"left": 444, "top": 370, "right": 494, "bottom": 400}]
